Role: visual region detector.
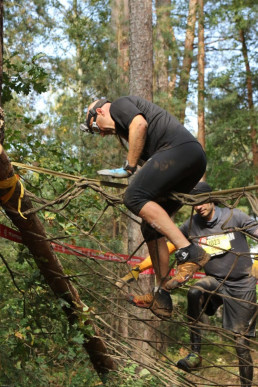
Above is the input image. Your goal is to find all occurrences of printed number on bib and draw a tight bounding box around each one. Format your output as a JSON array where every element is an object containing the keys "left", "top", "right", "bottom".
[{"left": 198, "top": 234, "right": 231, "bottom": 256}]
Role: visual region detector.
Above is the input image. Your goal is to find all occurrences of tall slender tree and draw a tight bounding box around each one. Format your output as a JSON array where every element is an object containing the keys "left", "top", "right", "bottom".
[
  {"left": 155, "top": 0, "right": 170, "bottom": 93},
  {"left": 238, "top": 28, "right": 257, "bottom": 183},
  {"left": 111, "top": 0, "right": 129, "bottom": 87},
  {"left": 129, "top": 0, "right": 153, "bottom": 101},
  {"left": 177, "top": 0, "right": 198, "bottom": 122},
  {"left": 154, "top": 0, "right": 179, "bottom": 109},
  {"left": 197, "top": 0, "right": 205, "bottom": 151},
  {"left": 128, "top": 0, "right": 165, "bottom": 366},
  {"left": 0, "top": 0, "right": 4, "bottom": 144}
]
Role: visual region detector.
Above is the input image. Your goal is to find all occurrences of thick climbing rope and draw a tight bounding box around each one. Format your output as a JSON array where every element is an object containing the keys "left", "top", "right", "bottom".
[{"left": 11, "top": 161, "right": 258, "bottom": 215}]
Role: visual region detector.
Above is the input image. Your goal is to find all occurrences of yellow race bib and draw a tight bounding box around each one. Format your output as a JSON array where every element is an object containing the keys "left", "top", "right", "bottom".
[{"left": 199, "top": 234, "right": 232, "bottom": 256}]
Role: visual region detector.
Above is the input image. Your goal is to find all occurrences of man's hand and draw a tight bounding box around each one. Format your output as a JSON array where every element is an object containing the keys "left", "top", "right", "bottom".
[
  {"left": 97, "top": 167, "right": 131, "bottom": 178},
  {"left": 251, "top": 259, "right": 258, "bottom": 279}
]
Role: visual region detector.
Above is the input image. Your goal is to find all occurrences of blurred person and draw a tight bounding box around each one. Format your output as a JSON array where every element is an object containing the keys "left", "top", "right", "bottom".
[{"left": 126, "top": 181, "right": 258, "bottom": 387}]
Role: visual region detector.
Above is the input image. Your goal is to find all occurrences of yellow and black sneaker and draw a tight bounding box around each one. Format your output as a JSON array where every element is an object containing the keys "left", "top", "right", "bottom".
[
  {"left": 115, "top": 266, "right": 141, "bottom": 289},
  {"left": 177, "top": 353, "right": 202, "bottom": 372}
]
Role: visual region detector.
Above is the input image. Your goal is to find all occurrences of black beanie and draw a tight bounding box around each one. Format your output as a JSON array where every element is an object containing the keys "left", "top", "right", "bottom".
[{"left": 190, "top": 181, "right": 212, "bottom": 195}]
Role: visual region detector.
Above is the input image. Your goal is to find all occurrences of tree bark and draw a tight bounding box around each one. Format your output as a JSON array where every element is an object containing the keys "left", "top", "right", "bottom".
[
  {"left": 0, "top": 0, "right": 4, "bottom": 144},
  {"left": 155, "top": 0, "right": 170, "bottom": 93},
  {"left": 239, "top": 28, "right": 257, "bottom": 184},
  {"left": 178, "top": 0, "right": 198, "bottom": 123},
  {"left": 197, "top": 0, "right": 205, "bottom": 150},
  {"left": 168, "top": 27, "right": 179, "bottom": 99},
  {"left": 129, "top": 0, "right": 153, "bottom": 101},
  {"left": 0, "top": 142, "right": 116, "bottom": 378},
  {"left": 112, "top": 0, "right": 129, "bottom": 85},
  {"left": 72, "top": 0, "right": 84, "bottom": 162},
  {"left": 155, "top": 0, "right": 179, "bottom": 106},
  {"left": 128, "top": 0, "right": 166, "bottom": 366}
]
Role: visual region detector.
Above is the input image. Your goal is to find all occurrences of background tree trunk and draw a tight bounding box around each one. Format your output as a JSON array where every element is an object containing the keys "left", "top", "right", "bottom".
[
  {"left": 155, "top": 0, "right": 170, "bottom": 93},
  {"left": 0, "top": 0, "right": 4, "bottom": 144},
  {"left": 177, "top": 0, "right": 198, "bottom": 122},
  {"left": 129, "top": 0, "right": 153, "bottom": 101},
  {"left": 197, "top": 0, "right": 205, "bottom": 150},
  {"left": 155, "top": 0, "right": 178, "bottom": 109},
  {"left": 112, "top": 0, "right": 129, "bottom": 86},
  {"left": 72, "top": 0, "right": 84, "bottom": 162},
  {"left": 239, "top": 28, "right": 257, "bottom": 184},
  {"left": 128, "top": 0, "right": 166, "bottom": 366}
]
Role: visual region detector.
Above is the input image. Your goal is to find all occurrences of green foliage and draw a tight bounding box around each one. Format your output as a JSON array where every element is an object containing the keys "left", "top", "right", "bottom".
[
  {"left": 1, "top": 0, "right": 257, "bottom": 385},
  {"left": 3, "top": 53, "right": 49, "bottom": 104},
  {"left": 105, "top": 361, "right": 164, "bottom": 386},
  {"left": 205, "top": 68, "right": 256, "bottom": 189},
  {"left": 0, "top": 244, "right": 101, "bottom": 386}
]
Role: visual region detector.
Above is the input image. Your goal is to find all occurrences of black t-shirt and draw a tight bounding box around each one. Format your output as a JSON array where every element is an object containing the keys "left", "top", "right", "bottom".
[
  {"left": 180, "top": 207, "right": 258, "bottom": 287},
  {"left": 110, "top": 96, "right": 198, "bottom": 161}
]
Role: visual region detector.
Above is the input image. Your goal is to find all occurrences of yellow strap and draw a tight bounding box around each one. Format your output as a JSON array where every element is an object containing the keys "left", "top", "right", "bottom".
[
  {"left": 0, "top": 174, "right": 27, "bottom": 219},
  {"left": 17, "top": 180, "right": 27, "bottom": 219},
  {"left": 0, "top": 175, "right": 18, "bottom": 204}
]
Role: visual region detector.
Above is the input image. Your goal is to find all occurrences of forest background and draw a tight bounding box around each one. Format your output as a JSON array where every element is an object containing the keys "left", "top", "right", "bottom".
[{"left": 0, "top": 0, "right": 257, "bottom": 386}]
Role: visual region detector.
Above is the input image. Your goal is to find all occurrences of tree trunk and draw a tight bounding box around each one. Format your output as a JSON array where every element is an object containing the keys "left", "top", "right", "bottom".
[
  {"left": 112, "top": 0, "right": 129, "bottom": 86},
  {"left": 72, "top": 0, "right": 84, "bottom": 162},
  {"left": 155, "top": 0, "right": 170, "bottom": 93},
  {"left": 0, "top": 142, "right": 116, "bottom": 378},
  {"left": 129, "top": 0, "right": 153, "bottom": 101},
  {"left": 178, "top": 0, "right": 198, "bottom": 123},
  {"left": 155, "top": 0, "right": 178, "bottom": 108},
  {"left": 168, "top": 27, "right": 179, "bottom": 99},
  {"left": 128, "top": 0, "right": 166, "bottom": 366},
  {"left": 197, "top": 0, "right": 205, "bottom": 150},
  {"left": 239, "top": 28, "right": 257, "bottom": 184},
  {"left": 0, "top": 0, "right": 4, "bottom": 144}
]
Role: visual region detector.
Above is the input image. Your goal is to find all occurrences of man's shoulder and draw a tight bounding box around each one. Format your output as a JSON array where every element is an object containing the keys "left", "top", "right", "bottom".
[
  {"left": 112, "top": 96, "right": 139, "bottom": 106},
  {"left": 111, "top": 96, "right": 142, "bottom": 115},
  {"left": 221, "top": 206, "right": 252, "bottom": 221},
  {"left": 111, "top": 96, "right": 130, "bottom": 106}
]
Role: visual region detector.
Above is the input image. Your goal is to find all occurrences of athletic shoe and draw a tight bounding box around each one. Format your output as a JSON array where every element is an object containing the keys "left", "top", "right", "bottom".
[
  {"left": 165, "top": 245, "right": 210, "bottom": 290},
  {"left": 115, "top": 266, "right": 140, "bottom": 289},
  {"left": 127, "top": 292, "right": 153, "bottom": 308},
  {"left": 177, "top": 353, "right": 202, "bottom": 372},
  {"left": 126, "top": 288, "right": 173, "bottom": 319}
]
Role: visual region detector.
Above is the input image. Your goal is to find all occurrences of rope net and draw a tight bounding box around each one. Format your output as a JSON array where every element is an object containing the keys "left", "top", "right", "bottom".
[{"left": 1, "top": 165, "right": 257, "bottom": 386}]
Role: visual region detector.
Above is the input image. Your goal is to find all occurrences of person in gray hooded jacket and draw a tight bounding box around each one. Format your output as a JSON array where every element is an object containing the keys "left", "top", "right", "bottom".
[{"left": 177, "top": 182, "right": 257, "bottom": 387}]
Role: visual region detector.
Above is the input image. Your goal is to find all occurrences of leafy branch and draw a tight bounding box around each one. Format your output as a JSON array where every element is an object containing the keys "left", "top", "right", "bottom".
[{"left": 2, "top": 52, "right": 49, "bottom": 104}]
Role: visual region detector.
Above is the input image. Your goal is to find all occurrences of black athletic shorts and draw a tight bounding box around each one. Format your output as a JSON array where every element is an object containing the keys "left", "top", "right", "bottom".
[
  {"left": 189, "top": 276, "right": 257, "bottom": 337},
  {"left": 123, "top": 141, "right": 206, "bottom": 241}
]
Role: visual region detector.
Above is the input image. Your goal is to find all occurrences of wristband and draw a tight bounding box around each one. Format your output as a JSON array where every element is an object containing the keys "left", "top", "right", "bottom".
[{"left": 123, "top": 160, "right": 137, "bottom": 174}]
